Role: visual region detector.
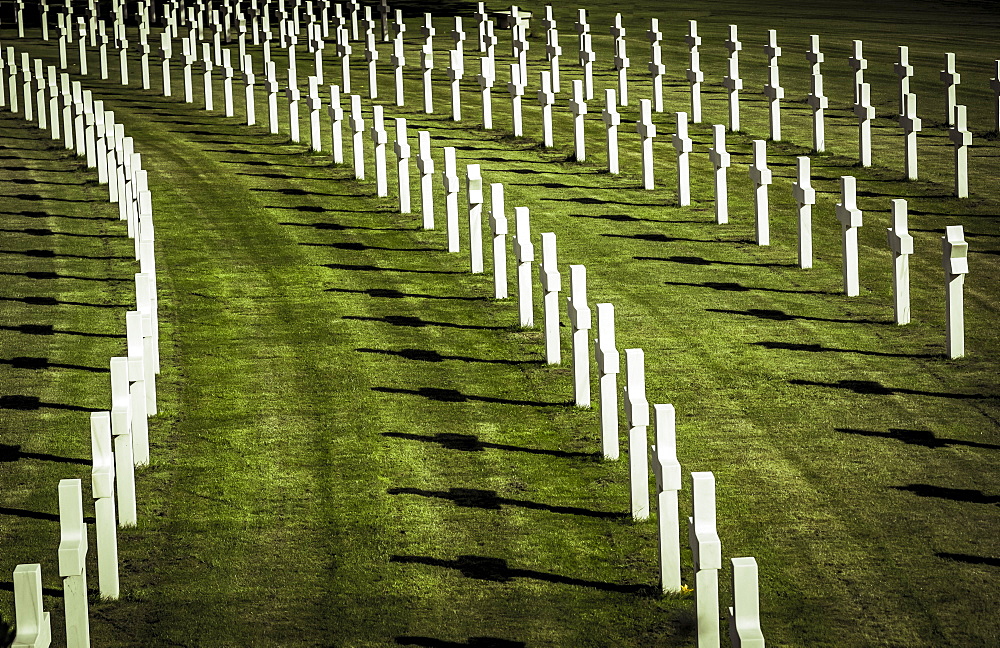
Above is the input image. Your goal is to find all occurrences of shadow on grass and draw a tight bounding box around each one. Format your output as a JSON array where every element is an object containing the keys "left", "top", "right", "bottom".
[
  {"left": 395, "top": 636, "right": 525, "bottom": 647},
  {"left": 638, "top": 255, "right": 797, "bottom": 268},
  {"left": 372, "top": 386, "right": 570, "bottom": 408},
  {"left": 750, "top": 341, "right": 936, "bottom": 358},
  {"left": 790, "top": 379, "right": 991, "bottom": 400},
  {"left": 324, "top": 262, "right": 461, "bottom": 275},
  {"left": 936, "top": 553, "right": 1000, "bottom": 567},
  {"left": 299, "top": 241, "right": 435, "bottom": 252},
  {"left": 382, "top": 432, "right": 598, "bottom": 459},
  {"left": 0, "top": 506, "right": 95, "bottom": 524},
  {"left": 891, "top": 483, "right": 1000, "bottom": 505},
  {"left": 344, "top": 314, "right": 504, "bottom": 330},
  {"left": 327, "top": 286, "right": 484, "bottom": 301},
  {"left": 0, "top": 444, "right": 92, "bottom": 465},
  {"left": 0, "top": 226, "right": 107, "bottom": 238},
  {"left": 0, "top": 295, "right": 129, "bottom": 309},
  {"left": 0, "top": 323, "right": 125, "bottom": 338},
  {"left": 707, "top": 308, "right": 884, "bottom": 325},
  {"left": 2, "top": 193, "right": 97, "bottom": 203},
  {"left": 668, "top": 281, "right": 834, "bottom": 295},
  {"left": 0, "top": 356, "right": 108, "bottom": 373},
  {"left": 357, "top": 347, "right": 540, "bottom": 365},
  {"left": 0, "top": 395, "right": 98, "bottom": 412},
  {"left": 0, "top": 579, "right": 62, "bottom": 598},
  {"left": 541, "top": 196, "right": 664, "bottom": 207},
  {"left": 570, "top": 213, "right": 692, "bottom": 224},
  {"left": 0, "top": 209, "right": 116, "bottom": 221},
  {"left": 0, "top": 249, "right": 132, "bottom": 261},
  {"left": 388, "top": 486, "right": 626, "bottom": 519},
  {"left": 278, "top": 217, "right": 415, "bottom": 231},
  {"left": 390, "top": 554, "right": 656, "bottom": 595},
  {"left": 836, "top": 427, "right": 1000, "bottom": 450},
  {"left": 0, "top": 269, "right": 126, "bottom": 282},
  {"left": 603, "top": 233, "right": 724, "bottom": 244}
]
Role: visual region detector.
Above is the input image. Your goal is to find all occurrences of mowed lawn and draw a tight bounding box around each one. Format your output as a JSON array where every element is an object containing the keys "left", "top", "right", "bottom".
[{"left": 1, "top": 0, "right": 998, "bottom": 646}]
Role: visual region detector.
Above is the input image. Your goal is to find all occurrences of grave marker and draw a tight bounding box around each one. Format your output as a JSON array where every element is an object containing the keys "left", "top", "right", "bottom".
[
  {"left": 709, "top": 125, "right": 731, "bottom": 224},
  {"left": 417, "top": 130, "right": 434, "bottom": 229},
  {"left": 513, "top": 207, "right": 535, "bottom": 327},
  {"left": 567, "top": 265, "right": 592, "bottom": 407},
  {"left": 895, "top": 46, "right": 913, "bottom": 115},
  {"left": 652, "top": 403, "right": 682, "bottom": 592},
  {"left": 900, "top": 93, "right": 921, "bottom": 180},
  {"left": 792, "top": 157, "right": 816, "bottom": 269},
  {"left": 806, "top": 35, "right": 828, "bottom": 152},
  {"left": 612, "top": 14, "right": 630, "bottom": 106},
  {"left": 508, "top": 63, "right": 525, "bottom": 136},
  {"left": 448, "top": 48, "right": 464, "bottom": 121},
  {"left": 285, "top": 81, "right": 301, "bottom": 143},
  {"left": 570, "top": 79, "right": 588, "bottom": 161},
  {"left": 336, "top": 26, "right": 352, "bottom": 93},
  {"left": 849, "top": 40, "right": 867, "bottom": 104},
  {"left": 886, "top": 199, "right": 914, "bottom": 325},
  {"left": 690, "top": 471, "right": 722, "bottom": 648},
  {"left": 648, "top": 19, "right": 665, "bottom": 113},
  {"left": 421, "top": 13, "right": 435, "bottom": 113},
  {"left": 749, "top": 140, "right": 772, "bottom": 246},
  {"left": 467, "top": 164, "right": 485, "bottom": 273},
  {"left": 394, "top": 118, "right": 411, "bottom": 213},
  {"left": 265, "top": 61, "right": 279, "bottom": 134},
  {"left": 59, "top": 479, "right": 91, "bottom": 648},
  {"left": 576, "top": 10, "right": 594, "bottom": 100},
  {"left": 836, "top": 176, "right": 863, "bottom": 296},
  {"left": 728, "top": 557, "right": 765, "bottom": 648},
  {"left": 637, "top": 99, "right": 656, "bottom": 190},
  {"left": 90, "top": 411, "right": 120, "bottom": 600},
  {"left": 941, "top": 53, "right": 960, "bottom": 127},
  {"left": 623, "top": 348, "right": 650, "bottom": 520},
  {"left": 949, "top": 105, "right": 971, "bottom": 198},
  {"left": 243, "top": 54, "right": 256, "bottom": 125},
  {"left": 854, "top": 82, "right": 874, "bottom": 167},
  {"left": 723, "top": 25, "right": 743, "bottom": 131},
  {"left": 12, "top": 564, "right": 51, "bottom": 648},
  {"left": 685, "top": 20, "right": 704, "bottom": 123},
  {"left": 991, "top": 60, "right": 1000, "bottom": 133},
  {"left": 538, "top": 70, "right": 555, "bottom": 147},
  {"left": 603, "top": 89, "right": 621, "bottom": 174},
  {"left": 159, "top": 31, "right": 171, "bottom": 96},
  {"left": 942, "top": 225, "right": 969, "bottom": 358},
  {"left": 545, "top": 7, "right": 562, "bottom": 92},
  {"left": 110, "top": 357, "right": 136, "bottom": 527},
  {"left": 306, "top": 76, "right": 323, "bottom": 151},
  {"left": 391, "top": 13, "right": 406, "bottom": 106},
  {"left": 370, "top": 105, "right": 389, "bottom": 197},
  {"left": 327, "top": 84, "right": 345, "bottom": 164},
  {"left": 594, "top": 303, "right": 620, "bottom": 459},
  {"left": 672, "top": 112, "right": 693, "bottom": 206},
  {"left": 443, "top": 147, "right": 461, "bottom": 252},
  {"left": 540, "top": 233, "right": 562, "bottom": 365},
  {"left": 349, "top": 94, "right": 365, "bottom": 180},
  {"left": 479, "top": 55, "right": 496, "bottom": 129},
  {"left": 763, "top": 30, "right": 784, "bottom": 141},
  {"left": 489, "top": 183, "right": 508, "bottom": 298}
]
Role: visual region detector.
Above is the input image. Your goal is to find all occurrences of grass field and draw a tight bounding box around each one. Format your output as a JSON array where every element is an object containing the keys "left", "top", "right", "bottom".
[{"left": 1, "top": 0, "right": 998, "bottom": 646}]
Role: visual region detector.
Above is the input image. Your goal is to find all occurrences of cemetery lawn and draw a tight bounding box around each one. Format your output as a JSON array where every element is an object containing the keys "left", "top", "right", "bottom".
[{"left": 1, "top": 0, "right": 999, "bottom": 646}]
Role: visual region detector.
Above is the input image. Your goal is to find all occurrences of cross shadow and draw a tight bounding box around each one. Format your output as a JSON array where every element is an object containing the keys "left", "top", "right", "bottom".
[
  {"left": 0, "top": 395, "right": 98, "bottom": 412},
  {"left": 603, "top": 233, "right": 723, "bottom": 244},
  {"left": 667, "top": 281, "right": 834, "bottom": 295},
  {"left": 390, "top": 554, "right": 655, "bottom": 595},
  {"left": 326, "top": 286, "right": 484, "bottom": 301},
  {"left": 790, "top": 379, "right": 990, "bottom": 400},
  {"left": 0, "top": 323, "right": 125, "bottom": 338},
  {"left": 0, "top": 580, "right": 63, "bottom": 598},
  {"left": 0, "top": 506, "right": 95, "bottom": 524},
  {"left": 4, "top": 193, "right": 96, "bottom": 203},
  {"left": 569, "top": 213, "right": 692, "bottom": 225},
  {"left": 324, "top": 262, "right": 462, "bottom": 275},
  {"left": 0, "top": 249, "right": 132, "bottom": 261},
  {"left": 389, "top": 487, "right": 625, "bottom": 519},
  {"left": 382, "top": 432, "right": 598, "bottom": 459},
  {"left": 0, "top": 356, "right": 109, "bottom": 373},
  {"left": 372, "top": 386, "right": 570, "bottom": 408},
  {"left": 707, "top": 308, "right": 885, "bottom": 325},
  {"left": 0, "top": 444, "right": 91, "bottom": 465},
  {"left": 343, "top": 314, "right": 506, "bottom": 331},
  {"left": 0, "top": 269, "right": 126, "bottom": 282},
  {"left": 250, "top": 187, "right": 356, "bottom": 197},
  {"left": 541, "top": 196, "right": 663, "bottom": 207},
  {"left": 278, "top": 217, "right": 415, "bottom": 231},
  {"left": 638, "top": 255, "right": 797, "bottom": 268},
  {"left": 936, "top": 553, "right": 1000, "bottom": 567},
  {"left": 300, "top": 241, "right": 435, "bottom": 252},
  {"left": 836, "top": 427, "right": 1000, "bottom": 450},
  {"left": 0, "top": 295, "right": 129, "bottom": 309},
  {"left": 395, "top": 637, "right": 525, "bottom": 648},
  {"left": 0, "top": 227, "right": 108, "bottom": 240},
  {"left": 1, "top": 209, "right": 115, "bottom": 221},
  {"left": 357, "top": 347, "right": 540, "bottom": 366},
  {"left": 751, "top": 340, "right": 936, "bottom": 358},
  {"left": 891, "top": 483, "right": 999, "bottom": 505}
]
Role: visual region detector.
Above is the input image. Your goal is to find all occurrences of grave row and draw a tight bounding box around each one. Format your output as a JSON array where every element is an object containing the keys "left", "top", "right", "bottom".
[{"left": 2, "top": 40, "right": 162, "bottom": 648}]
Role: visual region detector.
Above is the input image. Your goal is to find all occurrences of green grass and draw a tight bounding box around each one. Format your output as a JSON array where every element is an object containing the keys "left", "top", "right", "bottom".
[{"left": 1, "top": 1, "right": 999, "bottom": 646}]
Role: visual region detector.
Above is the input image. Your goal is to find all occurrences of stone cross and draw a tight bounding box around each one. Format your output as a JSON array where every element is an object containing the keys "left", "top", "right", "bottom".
[
  {"left": 540, "top": 232, "right": 562, "bottom": 365},
  {"left": 575, "top": 10, "right": 594, "bottom": 99},
  {"left": 512, "top": 24, "right": 529, "bottom": 89},
  {"left": 806, "top": 35, "right": 828, "bottom": 152},
  {"left": 391, "top": 14, "right": 406, "bottom": 106},
  {"left": 942, "top": 225, "right": 969, "bottom": 358},
  {"left": 364, "top": 31, "right": 379, "bottom": 100},
  {"left": 306, "top": 76, "right": 323, "bottom": 151},
  {"left": 900, "top": 92, "right": 921, "bottom": 180},
  {"left": 349, "top": 94, "right": 365, "bottom": 179},
  {"left": 394, "top": 118, "right": 411, "bottom": 214},
  {"left": 545, "top": 12, "right": 562, "bottom": 92},
  {"left": 623, "top": 348, "right": 650, "bottom": 520},
  {"left": 991, "top": 60, "right": 1000, "bottom": 134},
  {"left": 442, "top": 146, "right": 461, "bottom": 252},
  {"left": 115, "top": 21, "right": 129, "bottom": 86},
  {"left": 90, "top": 411, "right": 120, "bottom": 600},
  {"left": 853, "top": 82, "right": 874, "bottom": 167},
  {"left": 448, "top": 48, "right": 464, "bottom": 121},
  {"left": 763, "top": 29, "right": 783, "bottom": 141},
  {"left": 475, "top": 2, "right": 489, "bottom": 52},
  {"left": 886, "top": 199, "right": 914, "bottom": 325},
  {"left": 110, "top": 356, "right": 137, "bottom": 527},
  {"left": 722, "top": 25, "right": 743, "bottom": 131},
  {"left": 417, "top": 131, "right": 435, "bottom": 229},
  {"left": 59, "top": 479, "right": 91, "bottom": 648},
  {"left": 594, "top": 303, "right": 620, "bottom": 459},
  {"left": 648, "top": 19, "right": 665, "bottom": 113},
  {"left": 479, "top": 55, "right": 496, "bottom": 129},
  {"left": 285, "top": 82, "right": 301, "bottom": 143},
  {"left": 538, "top": 70, "right": 555, "bottom": 147},
  {"left": 98, "top": 23, "right": 109, "bottom": 79},
  {"left": 792, "top": 156, "right": 816, "bottom": 269},
  {"left": 672, "top": 112, "right": 693, "bottom": 207},
  {"left": 728, "top": 557, "right": 765, "bottom": 648},
  {"left": 652, "top": 403, "right": 682, "bottom": 592},
  {"left": 748, "top": 140, "right": 772, "bottom": 246},
  {"left": 941, "top": 53, "right": 961, "bottom": 127},
  {"left": 567, "top": 265, "right": 592, "bottom": 407},
  {"left": 265, "top": 61, "right": 280, "bottom": 134},
  {"left": 125, "top": 311, "right": 151, "bottom": 466},
  {"left": 949, "top": 105, "right": 971, "bottom": 198},
  {"left": 489, "top": 183, "right": 508, "bottom": 299},
  {"left": 612, "top": 14, "right": 630, "bottom": 106},
  {"left": 636, "top": 99, "right": 657, "bottom": 190},
  {"left": 603, "top": 89, "right": 621, "bottom": 174},
  {"left": 513, "top": 206, "right": 535, "bottom": 327},
  {"left": 685, "top": 20, "right": 704, "bottom": 123},
  {"left": 370, "top": 104, "right": 389, "bottom": 197},
  {"left": 421, "top": 13, "right": 435, "bottom": 113},
  {"left": 327, "top": 84, "right": 345, "bottom": 164},
  {"left": 690, "top": 471, "right": 722, "bottom": 648},
  {"left": 12, "top": 563, "right": 51, "bottom": 648},
  {"left": 849, "top": 40, "right": 867, "bottom": 105},
  {"left": 18, "top": 53, "right": 33, "bottom": 122},
  {"left": 508, "top": 63, "right": 525, "bottom": 136},
  {"left": 159, "top": 30, "right": 171, "bottom": 96},
  {"left": 452, "top": 16, "right": 468, "bottom": 81},
  {"left": 467, "top": 164, "right": 485, "bottom": 273},
  {"left": 836, "top": 176, "right": 864, "bottom": 296},
  {"left": 709, "top": 125, "right": 731, "bottom": 224},
  {"left": 895, "top": 46, "right": 914, "bottom": 115},
  {"left": 243, "top": 54, "right": 256, "bottom": 126},
  {"left": 570, "top": 79, "right": 588, "bottom": 161},
  {"left": 336, "top": 26, "right": 352, "bottom": 93},
  {"left": 221, "top": 49, "right": 235, "bottom": 117},
  {"left": 79, "top": 18, "right": 90, "bottom": 76}
]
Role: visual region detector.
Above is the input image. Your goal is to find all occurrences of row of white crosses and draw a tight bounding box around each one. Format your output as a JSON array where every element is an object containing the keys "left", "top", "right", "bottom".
[{"left": 3, "top": 42, "right": 162, "bottom": 648}]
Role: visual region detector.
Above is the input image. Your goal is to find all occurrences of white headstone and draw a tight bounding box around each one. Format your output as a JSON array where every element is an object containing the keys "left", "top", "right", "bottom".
[
  {"left": 110, "top": 357, "right": 136, "bottom": 527},
  {"left": 12, "top": 564, "right": 51, "bottom": 648},
  {"left": 853, "top": 82, "right": 874, "bottom": 167},
  {"left": 849, "top": 40, "right": 868, "bottom": 105},
  {"left": 806, "top": 35, "right": 827, "bottom": 152},
  {"left": 899, "top": 92, "right": 921, "bottom": 180},
  {"left": 478, "top": 55, "right": 495, "bottom": 129},
  {"left": 594, "top": 303, "right": 620, "bottom": 459},
  {"left": 442, "top": 146, "right": 461, "bottom": 252},
  {"left": 569, "top": 79, "right": 587, "bottom": 161},
  {"left": 349, "top": 93, "right": 365, "bottom": 180},
  {"left": 90, "top": 412, "right": 119, "bottom": 599},
  {"left": 835, "top": 176, "right": 863, "bottom": 296},
  {"left": 894, "top": 46, "right": 913, "bottom": 115},
  {"left": 636, "top": 99, "right": 656, "bottom": 190},
  {"left": 942, "top": 225, "right": 969, "bottom": 359},
  {"left": 369, "top": 105, "right": 388, "bottom": 196},
  {"left": 886, "top": 199, "right": 914, "bottom": 325},
  {"left": 623, "top": 348, "right": 650, "bottom": 520},
  {"left": 394, "top": 118, "right": 411, "bottom": 214},
  {"left": 365, "top": 31, "right": 379, "bottom": 100},
  {"left": 763, "top": 29, "right": 783, "bottom": 141},
  {"left": 749, "top": 140, "right": 772, "bottom": 246},
  {"left": 417, "top": 130, "right": 434, "bottom": 229},
  {"left": 576, "top": 10, "right": 594, "bottom": 100},
  {"left": 709, "top": 125, "right": 731, "bottom": 224},
  {"left": 421, "top": 13, "right": 435, "bottom": 113},
  {"left": 391, "top": 12, "right": 407, "bottom": 106},
  {"left": 685, "top": 20, "right": 703, "bottom": 123},
  {"left": 307, "top": 75, "right": 323, "bottom": 152},
  {"left": 539, "top": 232, "right": 562, "bottom": 365},
  {"left": 336, "top": 26, "right": 352, "bottom": 93},
  {"left": 544, "top": 7, "right": 562, "bottom": 91},
  {"left": 327, "top": 84, "right": 345, "bottom": 164},
  {"left": 672, "top": 112, "right": 693, "bottom": 207},
  {"left": 689, "top": 471, "right": 722, "bottom": 648},
  {"left": 602, "top": 89, "right": 621, "bottom": 174},
  {"left": 447, "top": 47, "right": 463, "bottom": 121},
  {"left": 538, "top": 70, "right": 555, "bottom": 147},
  {"left": 792, "top": 156, "right": 816, "bottom": 269},
  {"left": 513, "top": 206, "right": 534, "bottom": 327},
  {"left": 489, "top": 183, "right": 508, "bottom": 298},
  {"left": 243, "top": 54, "right": 256, "bottom": 126},
  {"left": 647, "top": 19, "right": 665, "bottom": 113},
  {"left": 265, "top": 61, "right": 279, "bottom": 134},
  {"left": 467, "top": 164, "right": 484, "bottom": 273},
  {"left": 728, "top": 557, "right": 765, "bottom": 648},
  {"left": 941, "top": 53, "right": 960, "bottom": 127},
  {"left": 652, "top": 403, "right": 682, "bottom": 592},
  {"left": 612, "top": 14, "right": 630, "bottom": 106},
  {"left": 284, "top": 82, "right": 301, "bottom": 143},
  {"left": 507, "top": 63, "right": 524, "bottom": 136},
  {"left": 59, "top": 479, "right": 91, "bottom": 648},
  {"left": 949, "top": 105, "right": 971, "bottom": 198},
  {"left": 566, "top": 265, "right": 592, "bottom": 407}
]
